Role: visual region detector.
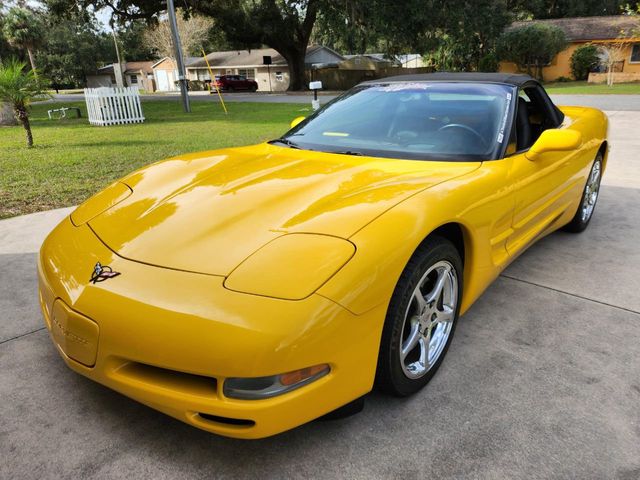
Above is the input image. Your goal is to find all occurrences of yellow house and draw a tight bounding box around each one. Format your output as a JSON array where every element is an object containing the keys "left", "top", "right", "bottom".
[{"left": 499, "top": 15, "right": 640, "bottom": 82}]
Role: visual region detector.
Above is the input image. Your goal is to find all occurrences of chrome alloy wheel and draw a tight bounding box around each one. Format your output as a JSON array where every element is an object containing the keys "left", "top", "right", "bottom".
[
  {"left": 581, "top": 159, "right": 601, "bottom": 223},
  {"left": 399, "top": 260, "right": 458, "bottom": 379}
]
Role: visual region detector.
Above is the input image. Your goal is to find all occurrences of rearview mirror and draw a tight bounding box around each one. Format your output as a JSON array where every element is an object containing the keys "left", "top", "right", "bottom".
[
  {"left": 525, "top": 129, "right": 582, "bottom": 161},
  {"left": 290, "top": 116, "right": 306, "bottom": 129}
]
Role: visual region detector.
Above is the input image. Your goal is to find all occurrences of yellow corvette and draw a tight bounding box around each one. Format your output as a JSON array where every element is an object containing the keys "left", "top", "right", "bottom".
[{"left": 38, "top": 73, "right": 607, "bottom": 439}]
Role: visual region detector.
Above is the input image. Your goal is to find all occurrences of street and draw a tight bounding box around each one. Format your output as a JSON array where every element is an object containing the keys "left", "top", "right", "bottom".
[
  {"left": 40, "top": 90, "right": 640, "bottom": 111},
  {"left": 1, "top": 109, "right": 639, "bottom": 479}
]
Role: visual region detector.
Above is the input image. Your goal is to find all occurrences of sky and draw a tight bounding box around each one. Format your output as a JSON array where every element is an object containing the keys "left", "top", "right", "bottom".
[
  {"left": 1, "top": 0, "right": 114, "bottom": 31},
  {"left": 95, "top": 7, "right": 112, "bottom": 30}
]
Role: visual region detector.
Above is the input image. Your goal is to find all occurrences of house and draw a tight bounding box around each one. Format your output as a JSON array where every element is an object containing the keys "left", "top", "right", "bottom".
[
  {"left": 151, "top": 57, "right": 199, "bottom": 92},
  {"left": 86, "top": 61, "right": 155, "bottom": 90},
  {"left": 499, "top": 15, "right": 640, "bottom": 82},
  {"left": 396, "top": 54, "right": 429, "bottom": 68},
  {"left": 152, "top": 46, "right": 344, "bottom": 92}
]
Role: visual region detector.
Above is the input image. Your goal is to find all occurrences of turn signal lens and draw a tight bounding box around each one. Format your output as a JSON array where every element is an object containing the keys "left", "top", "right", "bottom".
[
  {"left": 279, "top": 364, "right": 329, "bottom": 386},
  {"left": 223, "top": 364, "right": 330, "bottom": 400}
]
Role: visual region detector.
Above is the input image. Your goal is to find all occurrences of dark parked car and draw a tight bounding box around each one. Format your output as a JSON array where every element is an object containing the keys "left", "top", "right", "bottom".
[{"left": 214, "top": 75, "right": 258, "bottom": 92}]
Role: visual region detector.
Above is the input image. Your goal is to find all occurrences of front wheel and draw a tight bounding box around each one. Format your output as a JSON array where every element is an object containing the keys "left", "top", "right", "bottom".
[
  {"left": 564, "top": 153, "right": 603, "bottom": 233},
  {"left": 375, "top": 236, "right": 462, "bottom": 396}
]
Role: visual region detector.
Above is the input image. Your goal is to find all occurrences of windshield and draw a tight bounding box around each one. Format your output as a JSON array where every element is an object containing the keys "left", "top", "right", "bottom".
[{"left": 277, "top": 82, "right": 515, "bottom": 161}]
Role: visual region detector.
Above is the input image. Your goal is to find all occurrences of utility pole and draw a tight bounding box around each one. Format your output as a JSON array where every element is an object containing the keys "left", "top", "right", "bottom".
[
  {"left": 111, "top": 28, "right": 125, "bottom": 87},
  {"left": 112, "top": 29, "right": 122, "bottom": 65},
  {"left": 167, "top": 0, "right": 191, "bottom": 113}
]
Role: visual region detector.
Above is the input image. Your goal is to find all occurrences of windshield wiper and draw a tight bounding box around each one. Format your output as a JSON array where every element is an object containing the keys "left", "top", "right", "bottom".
[
  {"left": 334, "top": 150, "right": 364, "bottom": 156},
  {"left": 269, "top": 138, "right": 301, "bottom": 149}
]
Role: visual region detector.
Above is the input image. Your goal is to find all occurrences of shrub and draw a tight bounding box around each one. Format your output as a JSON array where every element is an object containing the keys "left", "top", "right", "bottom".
[
  {"left": 0, "top": 58, "right": 48, "bottom": 147},
  {"left": 570, "top": 44, "right": 600, "bottom": 81},
  {"left": 497, "top": 23, "right": 567, "bottom": 80},
  {"left": 478, "top": 52, "right": 499, "bottom": 72}
]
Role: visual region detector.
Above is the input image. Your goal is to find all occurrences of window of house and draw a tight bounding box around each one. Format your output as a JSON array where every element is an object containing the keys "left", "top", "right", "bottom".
[
  {"left": 237, "top": 68, "right": 256, "bottom": 80},
  {"left": 275, "top": 71, "right": 284, "bottom": 81},
  {"left": 129, "top": 75, "right": 138, "bottom": 84},
  {"left": 197, "top": 70, "right": 211, "bottom": 81},
  {"left": 630, "top": 44, "right": 640, "bottom": 63}
]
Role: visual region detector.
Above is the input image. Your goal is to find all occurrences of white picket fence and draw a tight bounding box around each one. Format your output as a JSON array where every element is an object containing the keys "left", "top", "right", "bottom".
[{"left": 84, "top": 86, "right": 145, "bottom": 126}]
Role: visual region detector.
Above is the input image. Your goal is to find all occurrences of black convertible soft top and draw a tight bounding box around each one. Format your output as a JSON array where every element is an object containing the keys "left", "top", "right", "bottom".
[{"left": 367, "top": 72, "right": 537, "bottom": 87}]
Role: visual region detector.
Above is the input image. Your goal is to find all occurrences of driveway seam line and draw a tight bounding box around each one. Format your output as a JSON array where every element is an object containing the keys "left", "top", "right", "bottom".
[
  {"left": 0, "top": 327, "right": 46, "bottom": 346},
  {"left": 500, "top": 274, "right": 640, "bottom": 316}
]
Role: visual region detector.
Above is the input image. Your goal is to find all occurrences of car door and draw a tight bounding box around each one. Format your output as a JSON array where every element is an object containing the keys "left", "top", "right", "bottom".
[{"left": 506, "top": 85, "right": 579, "bottom": 256}]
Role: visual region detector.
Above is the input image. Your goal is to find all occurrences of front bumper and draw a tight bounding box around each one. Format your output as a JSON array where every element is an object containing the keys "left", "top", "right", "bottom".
[{"left": 38, "top": 218, "right": 384, "bottom": 439}]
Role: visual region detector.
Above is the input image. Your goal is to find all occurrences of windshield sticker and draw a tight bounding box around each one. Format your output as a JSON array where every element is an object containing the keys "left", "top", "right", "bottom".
[
  {"left": 376, "top": 83, "right": 430, "bottom": 92},
  {"left": 496, "top": 92, "right": 512, "bottom": 144}
]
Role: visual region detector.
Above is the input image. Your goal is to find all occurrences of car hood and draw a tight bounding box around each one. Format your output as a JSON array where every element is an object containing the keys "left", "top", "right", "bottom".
[{"left": 88, "top": 144, "right": 479, "bottom": 276}]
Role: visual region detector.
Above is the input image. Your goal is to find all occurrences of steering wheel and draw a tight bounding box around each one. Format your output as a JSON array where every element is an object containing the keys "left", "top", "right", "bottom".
[{"left": 437, "top": 123, "right": 487, "bottom": 149}]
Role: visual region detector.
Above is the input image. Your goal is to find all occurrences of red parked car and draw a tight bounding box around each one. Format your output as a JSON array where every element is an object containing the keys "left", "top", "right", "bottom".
[{"left": 214, "top": 75, "right": 258, "bottom": 92}]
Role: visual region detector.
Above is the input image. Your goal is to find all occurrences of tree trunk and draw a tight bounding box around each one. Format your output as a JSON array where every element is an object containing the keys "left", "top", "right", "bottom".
[
  {"left": 26, "top": 47, "right": 38, "bottom": 78},
  {"left": 280, "top": 49, "right": 307, "bottom": 91},
  {"left": 525, "top": 63, "right": 532, "bottom": 77},
  {"left": 15, "top": 106, "right": 33, "bottom": 147}
]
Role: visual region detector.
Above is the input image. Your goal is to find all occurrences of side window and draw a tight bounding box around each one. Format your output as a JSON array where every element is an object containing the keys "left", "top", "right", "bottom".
[
  {"left": 513, "top": 85, "right": 558, "bottom": 152},
  {"left": 631, "top": 43, "right": 640, "bottom": 63}
]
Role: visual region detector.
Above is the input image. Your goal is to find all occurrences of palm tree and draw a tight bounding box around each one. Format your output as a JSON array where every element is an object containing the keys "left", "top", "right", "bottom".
[
  {"left": 2, "top": 7, "right": 43, "bottom": 77},
  {"left": 0, "top": 59, "right": 48, "bottom": 147}
]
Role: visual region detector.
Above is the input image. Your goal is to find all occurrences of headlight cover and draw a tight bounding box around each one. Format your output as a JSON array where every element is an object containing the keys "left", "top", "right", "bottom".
[
  {"left": 70, "top": 181, "right": 132, "bottom": 226},
  {"left": 224, "top": 364, "right": 330, "bottom": 400},
  {"left": 224, "top": 233, "right": 355, "bottom": 300}
]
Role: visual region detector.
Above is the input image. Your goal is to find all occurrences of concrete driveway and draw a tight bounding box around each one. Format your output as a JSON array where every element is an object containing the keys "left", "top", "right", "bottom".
[{"left": 1, "top": 111, "right": 639, "bottom": 479}]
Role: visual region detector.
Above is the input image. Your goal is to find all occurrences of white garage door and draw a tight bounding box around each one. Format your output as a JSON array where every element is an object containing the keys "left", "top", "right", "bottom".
[{"left": 156, "top": 70, "right": 170, "bottom": 91}]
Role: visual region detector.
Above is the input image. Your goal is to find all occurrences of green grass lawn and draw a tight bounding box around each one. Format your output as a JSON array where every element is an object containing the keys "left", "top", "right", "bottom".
[
  {"left": 544, "top": 81, "right": 640, "bottom": 94},
  {"left": 0, "top": 100, "right": 311, "bottom": 219}
]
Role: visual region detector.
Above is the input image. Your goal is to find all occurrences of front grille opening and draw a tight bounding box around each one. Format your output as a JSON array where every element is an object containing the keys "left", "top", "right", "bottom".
[
  {"left": 197, "top": 413, "right": 255, "bottom": 427},
  {"left": 113, "top": 361, "right": 217, "bottom": 399}
]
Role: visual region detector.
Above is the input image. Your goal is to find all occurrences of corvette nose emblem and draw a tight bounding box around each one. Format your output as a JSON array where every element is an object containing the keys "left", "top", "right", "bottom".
[{"left": 90, "top": 262, "right": 120, "bottom": 284}]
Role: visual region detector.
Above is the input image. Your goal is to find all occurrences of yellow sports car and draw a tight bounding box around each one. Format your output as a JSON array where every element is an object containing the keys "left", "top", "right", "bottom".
[{"left": 38, "top": 73, "right": 607, "bottom": 439}]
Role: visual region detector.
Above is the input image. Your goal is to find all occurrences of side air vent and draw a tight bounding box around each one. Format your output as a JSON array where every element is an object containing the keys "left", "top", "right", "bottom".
[{"left": 197, "top": 413, "right": 255, "bottom": 427}]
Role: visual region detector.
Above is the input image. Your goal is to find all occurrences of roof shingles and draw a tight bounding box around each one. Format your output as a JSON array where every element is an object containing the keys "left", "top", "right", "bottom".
[{"left": 509, "top": 15, "right": 640, "bottom": 42}]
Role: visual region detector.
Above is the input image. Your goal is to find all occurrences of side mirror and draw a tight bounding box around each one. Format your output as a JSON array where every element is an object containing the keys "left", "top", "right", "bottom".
[
  {"left": 290, "top": 116, "right": 306, "bottom": 129},
  {"left": 525, "top": 129, "right": 582, "bottom": 161}
]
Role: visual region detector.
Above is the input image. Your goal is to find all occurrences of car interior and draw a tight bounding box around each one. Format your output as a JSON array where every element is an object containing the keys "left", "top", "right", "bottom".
[
  {"left": 284, "top": 81, "right": 566, "bottom": 161},
  {"left": 513, "top": 85, "right": 561, "bottom": 152},
  {"left": 302, "top": 88, "right": 508, "bottom": 159}
]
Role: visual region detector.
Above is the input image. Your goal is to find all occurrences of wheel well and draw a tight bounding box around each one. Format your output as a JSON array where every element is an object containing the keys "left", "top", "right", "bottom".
[
  {"left": 429, "top": 223, "right": 466, "bottom": 264},
  {"left": 598, "top": 141, "right": 608, "bottom": 168}
]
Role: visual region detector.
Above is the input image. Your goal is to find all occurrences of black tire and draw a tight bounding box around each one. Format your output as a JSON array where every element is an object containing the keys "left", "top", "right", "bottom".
[
  {"left": 375, "top": 236, "right": 463, "bottom": 396},
  {"left": 227, "top": 85, "right": 234, "bottom": 92},
  {"left": 563, "top": 152, "right": 603, "bottom": 233},
  {"left": 250, "top": 85, "right": 257, "bottom": 92}
]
